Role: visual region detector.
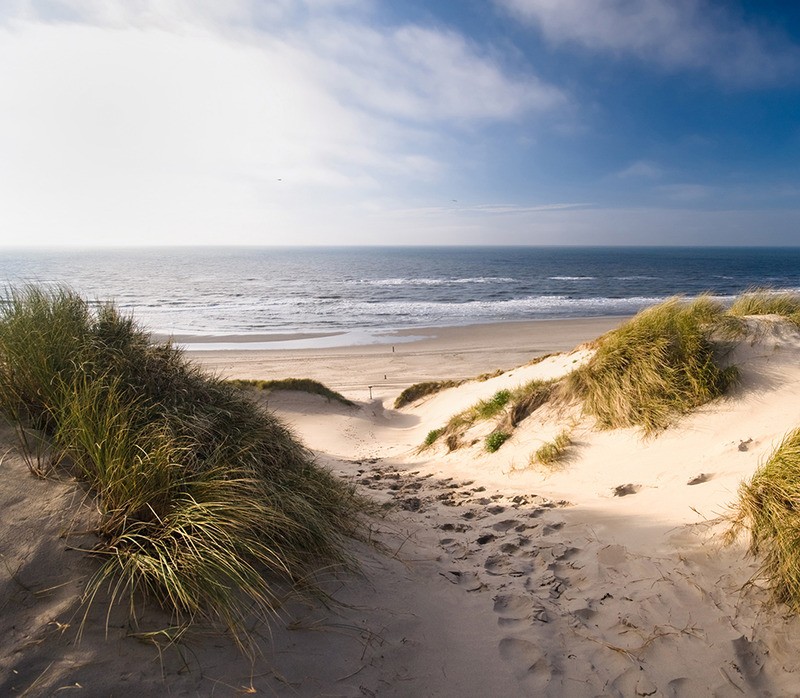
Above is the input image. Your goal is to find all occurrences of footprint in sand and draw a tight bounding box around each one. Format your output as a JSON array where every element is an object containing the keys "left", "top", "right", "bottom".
[
  {"left": 440, "top": 569, "right": 485, "bottom": 592},
  {"left": 439, "top": 522, "right": 470, "bottom": 533},
  {"left": 498, "top": 637, "right": 553, "bottom": 692},
  {"left": 493, "top": 593, "right": 549, "bottom": 626},
  {"left": 610, "top": 667, "right": 658, "bottom": 697},
  {"left": 485, "top": 553, "right": 534, "bottom": 577},
  {"left": 492, "top": 518, "right": 521, "bottom": 533}
]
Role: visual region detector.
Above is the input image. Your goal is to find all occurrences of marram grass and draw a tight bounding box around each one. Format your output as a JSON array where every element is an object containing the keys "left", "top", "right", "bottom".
[
  {"left": 731, "top": 428, "right": 800, "bottom": 612},
  {"left": 566, "top": 297, "right": 737, "bottom": 435},
  {"left": 0, "top": 286, "right": 368, "bottom": 645},
  {"left": 728, "top": 290, "right": 800, "bottom": 327},
  {"left": 227, "top": 377, "right": 355, "bottom": 407},
  {"left": 532, "top": 429, "right": 573, "bottom": 467}
]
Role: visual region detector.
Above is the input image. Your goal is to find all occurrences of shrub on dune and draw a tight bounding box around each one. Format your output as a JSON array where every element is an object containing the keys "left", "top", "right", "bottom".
[
  {"left": 0, "top": 286, "right": 367, "bottom": 643},
  {"left": 731, "top": 428, "right": 800, "bottom": 612},
  {"left": 566, "top": 297, "right": 737, "bottom": 435}
]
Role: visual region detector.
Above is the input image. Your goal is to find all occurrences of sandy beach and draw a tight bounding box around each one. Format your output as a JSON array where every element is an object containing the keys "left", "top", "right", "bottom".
[{"left": 5, "top": 314, "right": 800, "bottom": 696}]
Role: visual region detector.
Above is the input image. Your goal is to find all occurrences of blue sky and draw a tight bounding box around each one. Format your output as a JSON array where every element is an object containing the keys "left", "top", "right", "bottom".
[{"left": 0, "top": 0, "right": 798, "bottom": 246}]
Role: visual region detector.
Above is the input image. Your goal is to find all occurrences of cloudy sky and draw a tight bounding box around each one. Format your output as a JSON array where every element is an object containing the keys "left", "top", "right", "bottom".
[{"left": 1, "top": 0, "right": 798, "bottom": 246}]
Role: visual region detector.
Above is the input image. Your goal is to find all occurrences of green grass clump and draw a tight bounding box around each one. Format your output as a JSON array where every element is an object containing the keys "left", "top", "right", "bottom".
[
  {"left": 422, "top": 380, "right": 558, "bottom": 452},
  {"left": 228, "top": 378, "right": 354, "bottom": 407},
  {"left": 728, "top": 290, "right": 800, "bottom": 326},
  {"left": 0, "top": 286, "right": 367, "bottom": 642},
  {"left": 394, "top": 380, "right": 461, "bottom": 408},
  {"left": 485, "top": 431, "right": 511, "bottom": 453},
  {"left": 421, "top": 427, "right": 444, "bottom": 449},
  {"left": 532, "top": 429, "right": 572, "bottom": 467},
  {"left": 730, "top": 428, "right": 800, "bottom": 612},
  {"left": 566, "top": 296, "right": 737, "bottom": 435},
  {"left": 476, "top": 389, "right": 512, "bottom": 419}
]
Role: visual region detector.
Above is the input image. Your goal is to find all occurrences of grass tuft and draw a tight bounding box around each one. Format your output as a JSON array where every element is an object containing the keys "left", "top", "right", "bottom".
[
  {"left": 728, "top": 290, "right": 800, "bottom": 327},
  {"left": 565, "top": 296, "right": 737, "bottom": 435},
  {"left": 228, "top": 378, "right": 355, "bottom": 407},
  {"left": 421, "top": 428, "right": 444, "bottom": 449},
  {"left": 394, "top": 380, "right": 461, "bottom": 408},
  {"left": 485, "top": 431, "right": 510, "bottom": 453},
  {"left": 730, "top": 428, "right": 800, "bottom": 612},
  {"left": 0, "top": 286, "right": 368, "bottom": 645},
  {"left": 532, "top": 429, "right": 573, "bottom": 467}
]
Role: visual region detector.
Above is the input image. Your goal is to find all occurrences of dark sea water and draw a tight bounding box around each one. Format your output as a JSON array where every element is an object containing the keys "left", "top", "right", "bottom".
[{"left": 1, "top": 247, "right": 799, "bottom": 346}]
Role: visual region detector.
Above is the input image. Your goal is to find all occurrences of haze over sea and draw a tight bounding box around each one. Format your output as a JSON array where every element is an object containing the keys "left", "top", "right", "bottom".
[{"left": 2, "top": 247, "right": 799, "bottom": 349}]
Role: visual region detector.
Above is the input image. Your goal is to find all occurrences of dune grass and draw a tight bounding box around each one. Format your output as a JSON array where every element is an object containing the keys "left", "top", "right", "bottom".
[
  {"left": 228, "top": 377, "right": 355, "bottom": 407},
  {"left": 485, "top": 431, "right": 510, "bottom": 453},
  {"left": 423, "top": 380, "right": 557, "bottom": 451},
  {"left": 730, "top": 428, "right": 800, "bottom": 612},
  {"left": 728, "top": 290, "right": 800, "bottom": 326},
  {"left": 565, "top": 296, "right": 737, "bottom": 435},
  {"left": 0, "top": 286, "right": 368, "bottom": 644},
  {"left": 532, "top": 429, "right": 573, "bottom": 467},
  {"left": 394, "top": 380, "right": 462, "bottom": 408}
]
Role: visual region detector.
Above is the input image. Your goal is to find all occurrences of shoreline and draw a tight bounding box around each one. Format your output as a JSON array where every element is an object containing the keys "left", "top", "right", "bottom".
[
  {"left": 188, "top": 316, "right": 628, "bottom": 396},
  {"left": 176, "top": 315, "right": 629, "bottom": 351}
]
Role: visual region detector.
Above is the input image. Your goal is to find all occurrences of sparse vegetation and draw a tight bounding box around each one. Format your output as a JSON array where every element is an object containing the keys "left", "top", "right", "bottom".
[
  {"left": 505, "top": 379, "right": 557, "bottom": 429},
  {"left": 228, "top": 377, "right": 354, "bottom": 407},
  {"left": 476, "top": 389, "right": 512, "bottom": 419},
  {"left": 0, "top": 286, "right": 367, "bottom": 645},
  {"left": 421, "top": 379, "right": 558, "bottom": 451},
  {"left": 729, "top": 290, "right": 800, "bottom": 326},
  {"left": 532, "top": 429, "right": 573, "bottom": 467},
  {"left": 485, "top": 431, "right": 510, "bottom": 453},
  {"left": 730, "top": 428, "right": 800, "bottom": 612},
  {"left": 394, "top": 380, "right": 461, "bottom": 408},
  {"left": 566, "top": 297, "right": 737, "bottom": 435},
  {"left": 422, "top": 428, "right": 444, "bottom": 449}
]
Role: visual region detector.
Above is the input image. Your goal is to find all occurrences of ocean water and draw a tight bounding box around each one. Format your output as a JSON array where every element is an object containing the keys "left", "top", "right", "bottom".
[{"left": 1, "top": 246, "right": 799, "bottom": 347}]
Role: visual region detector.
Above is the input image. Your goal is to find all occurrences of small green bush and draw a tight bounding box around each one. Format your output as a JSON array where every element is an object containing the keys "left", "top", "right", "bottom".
[
  {"left": 485, "top": 431, "right": 511, "bottom": 453},
  {"left": 422, "top": 427, "right": 444, "bottom": 448}
]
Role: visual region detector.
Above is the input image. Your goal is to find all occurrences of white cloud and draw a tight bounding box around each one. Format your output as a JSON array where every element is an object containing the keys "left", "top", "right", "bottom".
[
  {"left": 0, "top": 1, "right": 565, "bottom": 245},
  {"left": 616, "top": 160, "right": 662, "bottom": 179},
  {"left": 307, "top": 22, "right": 565, "bottom": 123},
  {"left": 496, "top": 0, "right": 800, "bottom": 86}
]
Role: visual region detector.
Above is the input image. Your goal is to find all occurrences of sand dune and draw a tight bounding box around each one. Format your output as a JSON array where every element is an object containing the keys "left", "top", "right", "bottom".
[{"left": 5, "top": 316, "right": 800, "bottom": 696}]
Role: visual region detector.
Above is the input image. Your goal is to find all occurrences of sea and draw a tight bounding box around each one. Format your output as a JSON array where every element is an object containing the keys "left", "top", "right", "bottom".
[{"left": 1, "top": 246, "right": 799, "bottom": 349}]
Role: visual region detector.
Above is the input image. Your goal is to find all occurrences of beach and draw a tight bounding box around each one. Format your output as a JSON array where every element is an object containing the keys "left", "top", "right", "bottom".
[{"left": 5, "top": 313, "right": 800, "bottom": 696}]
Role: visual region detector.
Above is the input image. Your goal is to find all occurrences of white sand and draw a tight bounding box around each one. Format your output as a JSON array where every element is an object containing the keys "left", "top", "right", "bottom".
[{"left": 5, "top": 315, "right": 800, "bottom": 696}]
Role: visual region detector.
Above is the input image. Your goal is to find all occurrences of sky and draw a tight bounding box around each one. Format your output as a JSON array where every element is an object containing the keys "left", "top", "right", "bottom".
[{"left": 0, "top": 0, "right": 799, "bottom": 247}]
